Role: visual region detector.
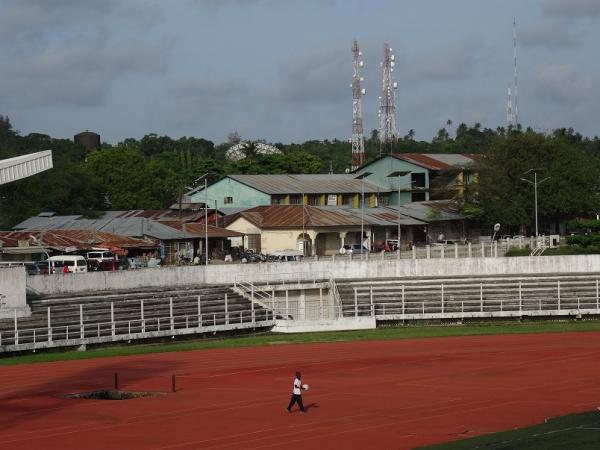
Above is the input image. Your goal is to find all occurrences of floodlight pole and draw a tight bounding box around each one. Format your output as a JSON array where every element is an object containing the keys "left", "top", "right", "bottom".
[
  {"left": 387, "top": 171, "right": 411, "bottom": 255},
  {"left": 302, "top": 192, "right": 306, "bottom": 257},
  {"left": 361, "top": 178, "right": 365, "bottom": 258},
  {"left": 205, "top": 177, "right": 208, "bottom": 265},
  {"left": 520, "top": 169, "right": 550, "bottom": 237}
]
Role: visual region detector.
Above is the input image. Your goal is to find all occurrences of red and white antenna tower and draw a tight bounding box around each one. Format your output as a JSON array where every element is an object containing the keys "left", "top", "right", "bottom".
[
  {"left": 507, "top": 81, "right": 513, "bottom": 126},
  {"left": 350, "top": 40, "right": 365, "bottom": 171},
  {"left": 378, "top": 43, "right": 398, "bottom": 155},
  {"left": 507, "top": 18, "right": 518, "bottom": 128}
]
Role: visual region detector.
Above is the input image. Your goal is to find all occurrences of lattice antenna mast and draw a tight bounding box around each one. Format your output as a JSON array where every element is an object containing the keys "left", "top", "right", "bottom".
[
  {"left": 507, "top": 82, "right": 513, "bottom": 127},
  {"left": 378, "top": 43, "right": 398, "bottom": 155},
  {"left": 513, "top": 18, "right": 518, "bottom": 126},
  {"left": 350, "top": 40, "right": 366, "bottom": 171}
]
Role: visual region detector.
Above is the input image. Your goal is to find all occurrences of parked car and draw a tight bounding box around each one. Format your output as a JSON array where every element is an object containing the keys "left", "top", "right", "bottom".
[
  {"left": 87, "top": 259, "right": 101, "bottom": 272},
  {"left": 86, "top": 249, "right": 116, "bottom": 263},
  {"left": 342, "top": 244, "right": 368, "bottom": 255},
  {"left": 432, "top": 240, "right": 455, "bottom": 246},
  {"left": 35, "top": 260, "right": 51, "bottom": 275},
  {"left": 24, "top": 262, "right": 40, "bottom": 276},
  {"left": 270, "top": 251, "right": 303, "bottom": 262}
]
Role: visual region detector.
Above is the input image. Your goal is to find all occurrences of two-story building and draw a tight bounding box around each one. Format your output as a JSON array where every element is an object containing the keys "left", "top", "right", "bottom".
[
  {"left": 188, "top": 174, "right": 386, "bottom": 209},
  {"left": 354, "top": 153, "right": 476, "bottom": 206}
]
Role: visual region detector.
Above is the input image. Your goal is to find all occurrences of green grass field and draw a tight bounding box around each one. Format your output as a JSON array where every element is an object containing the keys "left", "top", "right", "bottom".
[
  {"left": 2, "top": 320, "right": 600, "bottom": 366},
  {"left": 420, "top": 411, "right": 600, "bottom": 449}
]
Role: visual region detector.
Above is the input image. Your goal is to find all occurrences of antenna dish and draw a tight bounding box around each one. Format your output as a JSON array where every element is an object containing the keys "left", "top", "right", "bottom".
[
  {"left": 361, "top": 88, "right": 366, "bottom": 95},
  {"left": 359, "top": 61, "right": 364, "bottom": 67},
  {"left": 393, "top": 81, "right": 398, "bottom": 88},
  {"left": 391, "top": 54, "right": 395, "bottom": 61},
  {"left": 390, "top": 61, "right": 395, "bottom": 67},
  {"left": 358, "top": 51, "right": 362, "bottom": 56}
]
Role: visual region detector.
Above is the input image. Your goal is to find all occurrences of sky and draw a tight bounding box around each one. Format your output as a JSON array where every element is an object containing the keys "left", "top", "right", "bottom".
[{"left": 1, "top": 0, "right": 599, "bottom": 145}]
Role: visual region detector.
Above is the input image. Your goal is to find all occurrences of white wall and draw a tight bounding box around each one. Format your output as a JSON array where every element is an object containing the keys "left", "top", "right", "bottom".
[
  {"left": 25, "top": 254, "right": 600, "bottom": 296},
  {"left": 0, "top": 267, "right": 29, "bottom": 318}
]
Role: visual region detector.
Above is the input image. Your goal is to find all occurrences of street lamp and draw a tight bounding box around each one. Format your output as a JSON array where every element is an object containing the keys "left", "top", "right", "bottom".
[
  {"left": 387, "top": 171, "right": 411, "bottom": 254},
  {"left": 355, "top": 172, "right": 372, "bottom": 257},
  {"left": 29, "top": 235, "right": 50, "bottom": 274},
  {"left": 520, "top": 168, "right": 550, "bottom": 237},
  {"left": 194, "top": 172, "right": 215, "bottom": 265}
]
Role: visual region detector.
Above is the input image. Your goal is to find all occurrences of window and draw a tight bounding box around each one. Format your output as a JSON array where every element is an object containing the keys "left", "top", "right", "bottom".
[
  {"left": 224, "top": 196, "right": 233, "bottom": 204},
  {"left": 412, "top": 192, "right": 426, "bottom": 202},
  {"left": 308, "top": 195, "right": 320, "bottom": 206},
  {"left": 247, "top": 234, "right": 261, "bottom": 252}
]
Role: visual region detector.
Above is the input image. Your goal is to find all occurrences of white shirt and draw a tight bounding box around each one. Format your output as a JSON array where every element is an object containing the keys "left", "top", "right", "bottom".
[{"left": 293, "top": 377, "right": 302, "bottom": 395}]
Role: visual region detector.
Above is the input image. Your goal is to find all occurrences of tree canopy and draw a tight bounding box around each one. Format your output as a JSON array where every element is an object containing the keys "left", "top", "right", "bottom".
[{"left": 0, "top": 117, "right": 598, "bottom": 233}]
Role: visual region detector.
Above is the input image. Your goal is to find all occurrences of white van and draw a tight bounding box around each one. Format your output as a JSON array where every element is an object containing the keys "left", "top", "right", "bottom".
[
  {"left": 48, "top": 255, "right": 88, "bottom": 273},
  {"left": 86, "top": 248, "right": 115, "bottom": 263}
]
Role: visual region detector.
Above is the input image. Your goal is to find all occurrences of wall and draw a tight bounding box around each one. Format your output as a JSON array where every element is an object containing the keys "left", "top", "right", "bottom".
[
  {"left": 0, "top": 267, "right": 29, "bottom": 318},
  {"left": 26, "top": 255, "right": 600, "bottom": 296},
  {"left": 355, "top": 156, "right": 429, "bottom": 204},
  {"left": 190, "top": 177, "right": 271, "bottom": 208}
]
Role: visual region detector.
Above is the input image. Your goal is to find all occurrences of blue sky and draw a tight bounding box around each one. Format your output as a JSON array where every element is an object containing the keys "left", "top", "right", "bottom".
[{"left": 1, "top": 0, "right": 599, "bottom": 144}]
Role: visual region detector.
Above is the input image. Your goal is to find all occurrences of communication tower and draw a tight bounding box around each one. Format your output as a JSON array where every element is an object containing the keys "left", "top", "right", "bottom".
[
  {"left": 507, "top": 18, "right": 518, "bottom": 127},
  {"left": 378, "top": 43, "right": 398, "bottom": 154},
  {"left": 350, "top": 40, "right": 366, "bottom": 171}
]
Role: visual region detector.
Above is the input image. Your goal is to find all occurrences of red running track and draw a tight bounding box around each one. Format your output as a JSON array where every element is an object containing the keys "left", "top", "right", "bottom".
[{"left": 1, "top": 332, "right": 599, "bottom": 450}]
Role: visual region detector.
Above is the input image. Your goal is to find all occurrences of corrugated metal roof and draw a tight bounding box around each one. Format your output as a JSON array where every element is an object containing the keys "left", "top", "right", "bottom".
[
  {"left": 395, "top": 200, "right": 464, "bottom": 222},
  {"left": 179, "top": 223, "right": 244, "bottom": 238},
  {"left": 228, "top": 174, "right": 387, "bottom": 194},
  {"left": 0, "top": 230, "right": 157, "bottom": 251},
  {"left": 391, "top": 153, "right": 475, "bottom": 171},
  {"left": 229, "top": 205, "right": 425, "bottom": 229}
]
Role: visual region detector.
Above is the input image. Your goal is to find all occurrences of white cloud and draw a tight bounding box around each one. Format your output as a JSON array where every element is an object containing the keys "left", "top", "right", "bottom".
[
  {"left": 0, "top": 0, "right": 170, "bottom": 108},
  {"left": 400, "top": 38, "right": 490, "bottom": 84},
  {"left": 542, "top": 0, "right": 600, "bottom": 19},
  {"left": 520, "top": 19, "right": 583, "bottom": 49},
  {"left": 531, "top": 63, "right": 600, "bottom": 104}
]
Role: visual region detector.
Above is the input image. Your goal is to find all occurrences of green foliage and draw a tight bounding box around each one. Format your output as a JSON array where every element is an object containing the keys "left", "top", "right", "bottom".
[
  {"left": 423, "top": 411, "right": 600, "bottom": 450},
  {"left": 566, "top": 219, "right": 600, "bottom": 250},
  {"left": 474, "top": 130, "right": 600, "bottom": 232},
  {"left": 1, "top": 114, "right": 598, "bottom": 232},
  {"left": 569, "top": 219, "right": 600, "bottom": 233}
]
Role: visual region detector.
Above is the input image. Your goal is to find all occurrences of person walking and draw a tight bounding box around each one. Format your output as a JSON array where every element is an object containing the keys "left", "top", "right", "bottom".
[{"left": 286, "top": 371, "right": 306, "bottom": 413}]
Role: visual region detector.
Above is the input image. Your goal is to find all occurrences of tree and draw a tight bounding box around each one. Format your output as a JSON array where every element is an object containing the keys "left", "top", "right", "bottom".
[{"left": 471, "top": 131, "right": 600, "bottom": 232}]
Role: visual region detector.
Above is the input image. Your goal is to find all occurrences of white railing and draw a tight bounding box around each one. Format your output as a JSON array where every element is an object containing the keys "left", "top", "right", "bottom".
[
  {"left": 0, "top": 309, "right": 276, "bottom": 352},
  {"left": 234, "top": 272, "right": 341, "bottom": 319},
  {"left": 346, "top": 278, "right": 600, "bottom": 320}
]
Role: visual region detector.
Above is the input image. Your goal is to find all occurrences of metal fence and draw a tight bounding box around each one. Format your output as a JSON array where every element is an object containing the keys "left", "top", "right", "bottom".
[
  {"left": 346, "top": 278, "right": 600, "bottom": 321},
  {"left": 0, "top": 309, "right": 276, "bottom": 352}
]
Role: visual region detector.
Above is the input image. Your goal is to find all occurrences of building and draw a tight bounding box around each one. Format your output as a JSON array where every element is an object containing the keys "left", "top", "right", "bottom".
[
  {"left": 0, "top": 230, "right": 157, "bottom": 262},
  {"left": 188, "top": 174, "right": 387, "bottom": 210},
  {"left": 354, "top": 153, "right": 476, "bottom": 205},
  {"left": 12, "top": 210, "right": 243, "bottom": 265},
  {"left": 223, "top": 204, "right": 426, "bottom": 256}
]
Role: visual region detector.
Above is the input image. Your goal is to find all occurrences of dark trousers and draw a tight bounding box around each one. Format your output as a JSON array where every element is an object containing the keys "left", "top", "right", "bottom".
[{"left": 287, "top": 394, "right": 305, "bottom": 412}]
